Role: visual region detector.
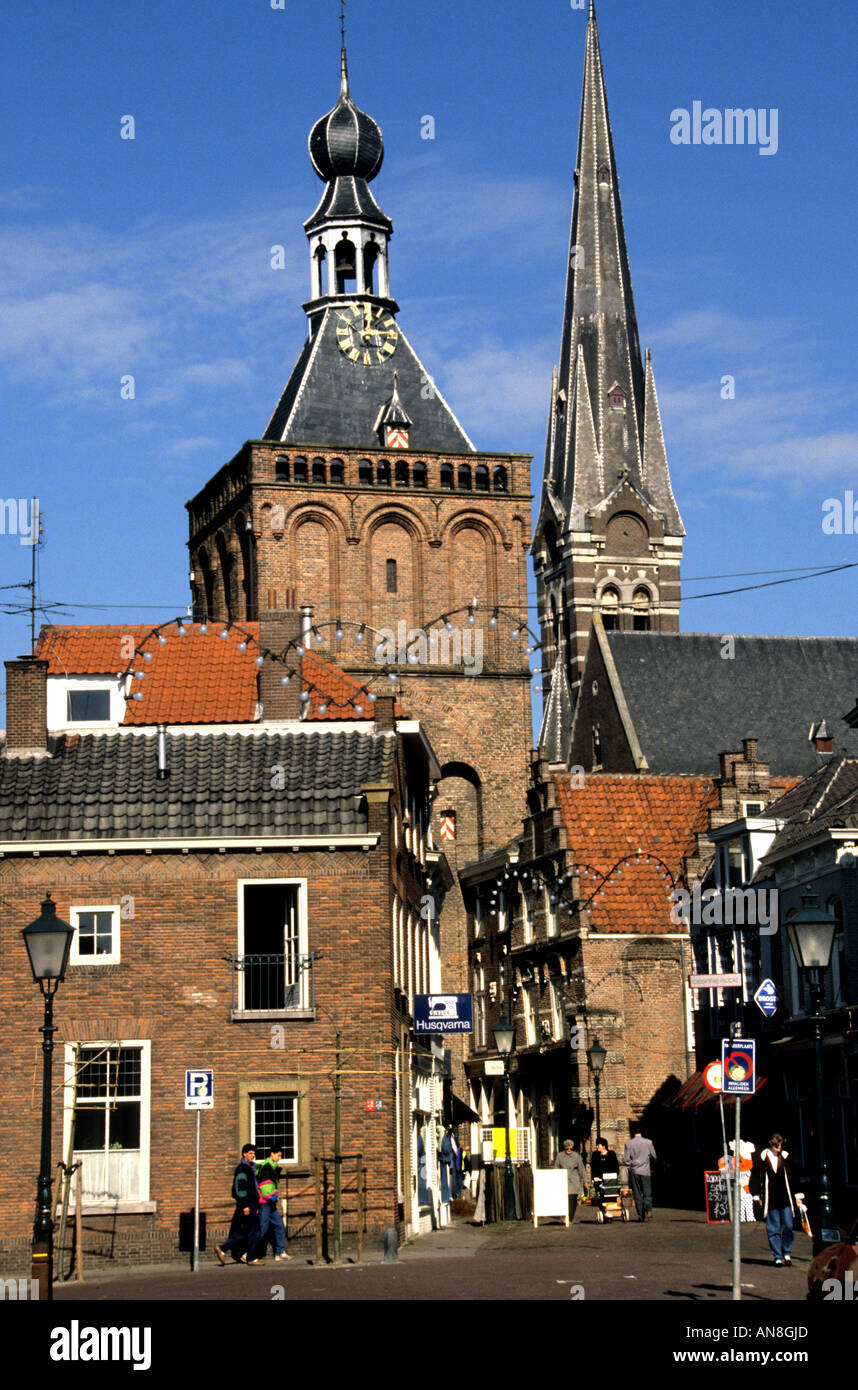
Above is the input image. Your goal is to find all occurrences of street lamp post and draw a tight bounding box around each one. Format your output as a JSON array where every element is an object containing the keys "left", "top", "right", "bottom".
[
  {"left": 587, "top": 1037, "right": 607, "bottom": 1145},
  {"left": 785, "top": 892, "right": 838, "bottom": 1252},
  {"left": 21, "top": 893, "right": 75, "bottom": 1301},
  {"left": 492, "top": 1016, "right": 517, "bottom": 1221}
]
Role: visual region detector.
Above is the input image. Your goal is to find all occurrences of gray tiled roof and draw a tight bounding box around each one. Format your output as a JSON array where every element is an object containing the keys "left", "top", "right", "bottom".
[
  {"left": 607, "top": 633, "right": 858, "bottom": 776},
  {"left": 264, "top": 309, "right": 474, "bottom": 452},
  {"left": 756, "top": 757, "right": 858, "bottom": 861},
  {"left": 0, "top": 729, "right": 393, "bottom": 841}
]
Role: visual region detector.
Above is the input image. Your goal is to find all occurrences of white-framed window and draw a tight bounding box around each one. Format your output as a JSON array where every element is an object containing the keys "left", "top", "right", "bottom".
[
  {"left": 47, "top": 676, "right": 124, "bottom": 731},
  {"left": 523, "top": 986, "right": 538, "bottom": 1046},
  {"left": 70, "top": 905, "right": 121, "bottom": 965},
  {"left": 545, "top": 887, "right": 557, "bottom": 938},
  {"left": 522, "top": 891, "right": 535, "bottom": 944},
  {"left": 474, "top": 964, "right": 487, "bottom": 1047},
  {"left": 251, "top": 1092, "right": 299, "bottom": 1165},
  {"left": 237, "top": 879, "right": 309, "bottom": 1012},
  {"left": 62, "top": 1040, "right": 151, "bottom": 1208}
]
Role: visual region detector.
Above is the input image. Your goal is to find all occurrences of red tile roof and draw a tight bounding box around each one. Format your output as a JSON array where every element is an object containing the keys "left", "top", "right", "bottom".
[
  {"left": 35, "top": 624, "right": 377, "bottom": 725},
  {"left": 553, "top": 773, "right": 717, "bottom": 933}
]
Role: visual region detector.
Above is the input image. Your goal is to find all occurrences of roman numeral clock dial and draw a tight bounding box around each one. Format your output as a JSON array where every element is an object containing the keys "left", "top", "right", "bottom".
[{"left": 336, "top": 303, "right": 399, "bottom": 365}]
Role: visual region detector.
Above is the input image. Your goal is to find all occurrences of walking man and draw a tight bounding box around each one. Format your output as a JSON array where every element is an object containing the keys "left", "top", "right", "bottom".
[
  {"left": 624, "top": 1126, "right": 657, "bottom": 1222},
  {"left": 554, "top": 1139, "right": 586, "bottom": 1223},
  {"left": 216, "top": 1142, "right": 266, "bottom": 1265},
  {"left": 751, "top": 1134, "right": 803, "bottom": 1267},
  {"left": 256, "top": 1144, "right": 291, "bottom": 1262}
]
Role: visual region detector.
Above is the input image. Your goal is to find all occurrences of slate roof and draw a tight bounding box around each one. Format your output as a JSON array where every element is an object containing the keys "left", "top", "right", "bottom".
[
  {"left": 605, "top": 633, "right": 858, "bottom": 776},
  {"left": 0, "top": 729, "right": 393, "bottom": 841},
  {"left": 553, "top": 771, "right": 716, "bottom": 932},
  {"left": 34, "top": 624, "right": 376, "bottom": 724},
  {"left": 754, "top": 756, "right": 858, "bottom": 862},
  {"left": 263, "top": 309, "right": 475, "bottom": 452}
]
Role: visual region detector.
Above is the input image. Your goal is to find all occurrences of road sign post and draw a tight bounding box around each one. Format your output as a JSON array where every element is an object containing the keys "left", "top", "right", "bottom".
[
  {"left": 721, "top": 1038, "right": 755, "bottom": 1302},
  {"left": 185, "top": 1069, "right": 214, "bottom": 1274}
]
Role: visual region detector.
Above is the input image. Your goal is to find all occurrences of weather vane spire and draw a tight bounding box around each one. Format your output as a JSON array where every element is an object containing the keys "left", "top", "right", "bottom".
[{"left": 339, "top": 0, "right": 349, "bottom": 96}]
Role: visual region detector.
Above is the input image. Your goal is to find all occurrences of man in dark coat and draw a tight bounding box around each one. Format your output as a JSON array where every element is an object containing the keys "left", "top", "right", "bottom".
[
  {"left": 590, "top": 1137, "right": 621, "bottom": 1221},
  {"left": 216, "top": 1143, "right": 266, "bottom": 1265}
]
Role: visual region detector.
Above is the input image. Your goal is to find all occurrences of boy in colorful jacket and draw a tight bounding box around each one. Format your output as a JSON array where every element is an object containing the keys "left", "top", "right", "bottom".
[{"left": 256, "top": 1145, "right": 290, "bottom": 1261}]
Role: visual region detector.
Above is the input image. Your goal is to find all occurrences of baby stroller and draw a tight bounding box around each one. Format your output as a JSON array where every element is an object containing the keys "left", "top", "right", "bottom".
[{"left": 593, "top": 1168, "right": 632, "bottom": 1222}]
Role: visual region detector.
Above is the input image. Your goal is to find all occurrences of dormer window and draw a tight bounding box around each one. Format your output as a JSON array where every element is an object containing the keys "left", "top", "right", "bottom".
[
  {"left": 67, "top": 688, "right": 111, "bottom": 722},
  {"left": 598, "top": 165, "right": 611, "bottom": 186},
  {"left": 608, "top": 383, "right": 627, "bottom": 411},
  {"left": 600, "top": 586, "right": 620, "bottom": 630},
  {"left": 385, "top": 424, "right": 409, "bottom": 449}
]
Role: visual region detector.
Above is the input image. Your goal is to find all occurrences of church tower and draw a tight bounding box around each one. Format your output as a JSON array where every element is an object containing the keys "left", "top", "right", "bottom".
[
  {"left": 186, "top": 35, "right": 534, "bottom": 1002},
  {"left": 533, "top": 1, "right": 684, "bottom": 763}
]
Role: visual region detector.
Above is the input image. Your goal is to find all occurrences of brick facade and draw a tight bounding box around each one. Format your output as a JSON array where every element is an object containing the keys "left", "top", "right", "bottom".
[{"left": 0, "top": 716, "right": 447, "bottom": 1272}]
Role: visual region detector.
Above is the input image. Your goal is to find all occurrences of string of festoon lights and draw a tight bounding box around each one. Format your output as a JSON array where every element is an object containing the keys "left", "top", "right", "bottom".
[
  {"left": 487, "top": 852, "right": 678, "bottom": 929},
  {"left": 117, "top": 602, "right": 541, "bottom": 715}
]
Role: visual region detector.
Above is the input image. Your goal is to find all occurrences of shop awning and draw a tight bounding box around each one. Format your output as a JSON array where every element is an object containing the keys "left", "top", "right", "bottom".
[
  {"left": 665, "top": 1071, "right": 767, "bottom": 1110},
  {"left": 448, "top": 1091, "right": 480, "bottom": 1124}
]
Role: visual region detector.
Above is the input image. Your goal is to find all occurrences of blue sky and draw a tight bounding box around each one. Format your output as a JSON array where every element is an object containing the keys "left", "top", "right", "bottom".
[{"left": 1, "top": 0, "right": 856, "bottom": 707}]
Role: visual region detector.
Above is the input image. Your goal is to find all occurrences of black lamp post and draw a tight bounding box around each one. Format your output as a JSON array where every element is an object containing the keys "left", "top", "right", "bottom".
[
  {"left": 587, "top": 1037, "right": 607, "bottom": 1145},
  {"left": 785, "top": 892, "right": 838, "bottom": 1251},
  {"left": 21, "top": 893, "right": 75, "bottom": 1300},
  {"left": 492, "top": 1016, "right": 518, "bottom": 1220}
]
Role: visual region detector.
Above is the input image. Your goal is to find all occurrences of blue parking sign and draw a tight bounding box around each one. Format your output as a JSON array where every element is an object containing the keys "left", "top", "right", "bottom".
[{"left": 185, "top": 1069, "right": 214, "bottom": 1110}]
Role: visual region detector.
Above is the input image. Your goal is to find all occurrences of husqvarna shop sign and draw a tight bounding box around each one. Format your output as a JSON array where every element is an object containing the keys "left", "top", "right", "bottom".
[{"left": 413, "top": 994, "right": 473, "bottom": 1033}]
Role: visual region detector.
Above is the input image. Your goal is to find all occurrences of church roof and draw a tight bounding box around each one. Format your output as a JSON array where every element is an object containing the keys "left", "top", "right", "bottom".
[
  {"left": 263, "top": 308, "right": 475, "bottom": 451},
  {"left": 536, "top": 1, "right": 683, "bottom": 542},
  {"left": 604, "top": 632, "right": 858, "bottom": 776}
]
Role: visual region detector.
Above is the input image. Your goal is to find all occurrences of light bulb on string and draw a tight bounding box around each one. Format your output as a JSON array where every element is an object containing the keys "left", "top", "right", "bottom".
[
  {"left": 355, "top": 625, "right": 366, "bottom": 644},
  {"left": 318, "top": 703, "right": 328, "bottom": 715},
  {"left": 143, "top": 651, "right": 153, "bottom": 662},
  {"left": 176, "top": 621, "right": 187, "bottom": 636},
  {"left": 199, "top": 623, "right": 208, "bottom": 635},
  {"left": 300, "top": 690, "right": 310, "bottom": 703},
  {"left": 280, "top": 675, "right": 291, "bottom": 687},
  {"left": 489, "top": 609, "right": 499, "bottom": 628},
  {"left": 295, "top": 644, "right": 305, "bottom": 656},
  {"left": 220, "top": 629, "right": 229, "bottom": 641},
  {"left": 335, "top": 621, "right": 344, "bottom": 640},
  {"left": 157, "top": 633, "right": 167, "bottom": 646},
  {"left": 255, "top": 656, "right": 264, "bottom": 667}
]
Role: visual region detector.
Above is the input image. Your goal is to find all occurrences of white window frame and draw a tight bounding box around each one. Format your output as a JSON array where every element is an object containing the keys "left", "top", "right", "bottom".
[
  {"left": 47, "top": 675, "right": 125, "bottom": 731},
  {"left": 544, "top": 887, "right": 557, "bottom": 938},
  {"left": 62, "top": 1039, "right": 151, "bottom": 1210},
  {"left": 250, "top": 1091, "right": 300, "bottom": 1167},
  {"left": 69, "top": 904, "right": 121, "bottom": 966},
  {"left": 237, "top": 878, "right": 309, "bottom": 1012}
]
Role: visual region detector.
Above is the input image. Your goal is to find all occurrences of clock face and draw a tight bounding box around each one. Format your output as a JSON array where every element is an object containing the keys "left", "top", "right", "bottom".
[{"left": 336, "top": 302, "right": 399, "bottom": 366}]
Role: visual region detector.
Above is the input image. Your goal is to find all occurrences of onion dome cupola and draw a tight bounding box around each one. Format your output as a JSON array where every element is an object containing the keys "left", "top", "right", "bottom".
[{"left": 304, "top": 43, "right": 396, "bottom": 313}]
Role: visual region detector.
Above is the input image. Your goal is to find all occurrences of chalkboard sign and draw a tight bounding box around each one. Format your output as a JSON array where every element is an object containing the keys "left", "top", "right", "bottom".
[{"left": 704, "top": 1170, "right": 730, "bottom": 1223}]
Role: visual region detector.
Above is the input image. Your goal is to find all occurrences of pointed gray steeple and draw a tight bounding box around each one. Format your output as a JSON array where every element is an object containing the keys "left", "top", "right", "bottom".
[
  {"left": 540, "top": 0, "right": 682, "bottom": 537},
  {"left": 534, "top": 1, "right": 685, "bottom": 762}
]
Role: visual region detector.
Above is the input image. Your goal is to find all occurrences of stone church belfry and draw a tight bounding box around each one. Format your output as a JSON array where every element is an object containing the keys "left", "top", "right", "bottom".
[{"left": 534, "top": 0, "right": 684, "bottom": 764}]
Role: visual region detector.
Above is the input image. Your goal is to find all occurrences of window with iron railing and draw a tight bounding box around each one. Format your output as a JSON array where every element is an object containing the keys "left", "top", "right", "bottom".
[{"left": 233, "top": 881, "right": 313, "bottom": 1016}]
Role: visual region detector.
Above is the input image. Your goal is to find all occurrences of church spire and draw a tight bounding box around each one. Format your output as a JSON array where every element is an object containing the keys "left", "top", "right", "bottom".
[
  {"left": 533, "top": 1, "right": 684, "bottom": 758},
  {"left": 541, "top": 0, "right": 681, "bottom": 533}
]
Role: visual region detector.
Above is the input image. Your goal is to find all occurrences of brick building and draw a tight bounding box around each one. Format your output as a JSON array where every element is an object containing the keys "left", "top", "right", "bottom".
[
  {"left": 0, "top": 621, "right": 454, "bottom": 1273},
  {"left": 460, "top": 759, "right": 715, "bottom": 1184}
]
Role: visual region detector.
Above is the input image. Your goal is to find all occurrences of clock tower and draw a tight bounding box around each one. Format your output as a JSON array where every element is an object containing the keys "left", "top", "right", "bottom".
[{"left": 186, "top": 38, "right": 534, "bottom": 1018}]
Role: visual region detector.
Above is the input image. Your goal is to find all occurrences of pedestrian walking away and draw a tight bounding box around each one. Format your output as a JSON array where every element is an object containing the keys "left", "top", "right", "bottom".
[
  {"left": 256, "top": 1144, "right": 291, "bottom": 1261},
  {"left": 750, "top": 1134, "right": 804, "bottom": 1267},
  {"left": 624, "top": 1127, "right": 657, "bottom": 1222},
  {"left": 216, "top": 1143, "right": 266, "bottom": 1266},
  {"left": 554, "top": 1139, "right": 586, "bottom": 1223}
]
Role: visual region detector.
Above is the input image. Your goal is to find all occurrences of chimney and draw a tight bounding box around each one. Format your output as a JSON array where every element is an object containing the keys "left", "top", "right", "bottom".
[
  {"left": 259, "top": 588, "right": 303, "bottom": 720},
  {"left": 4, "top": 658, "right": 48, "bottom": 754},
  {"left": 741, "top": 738, "right": 758, "bottom": 763},
  {"left": 374, "top": 694, "right": 396, "bottom": 732},
  {"left": 156, "top": 724, "right": 170, "bottom": 780}
]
